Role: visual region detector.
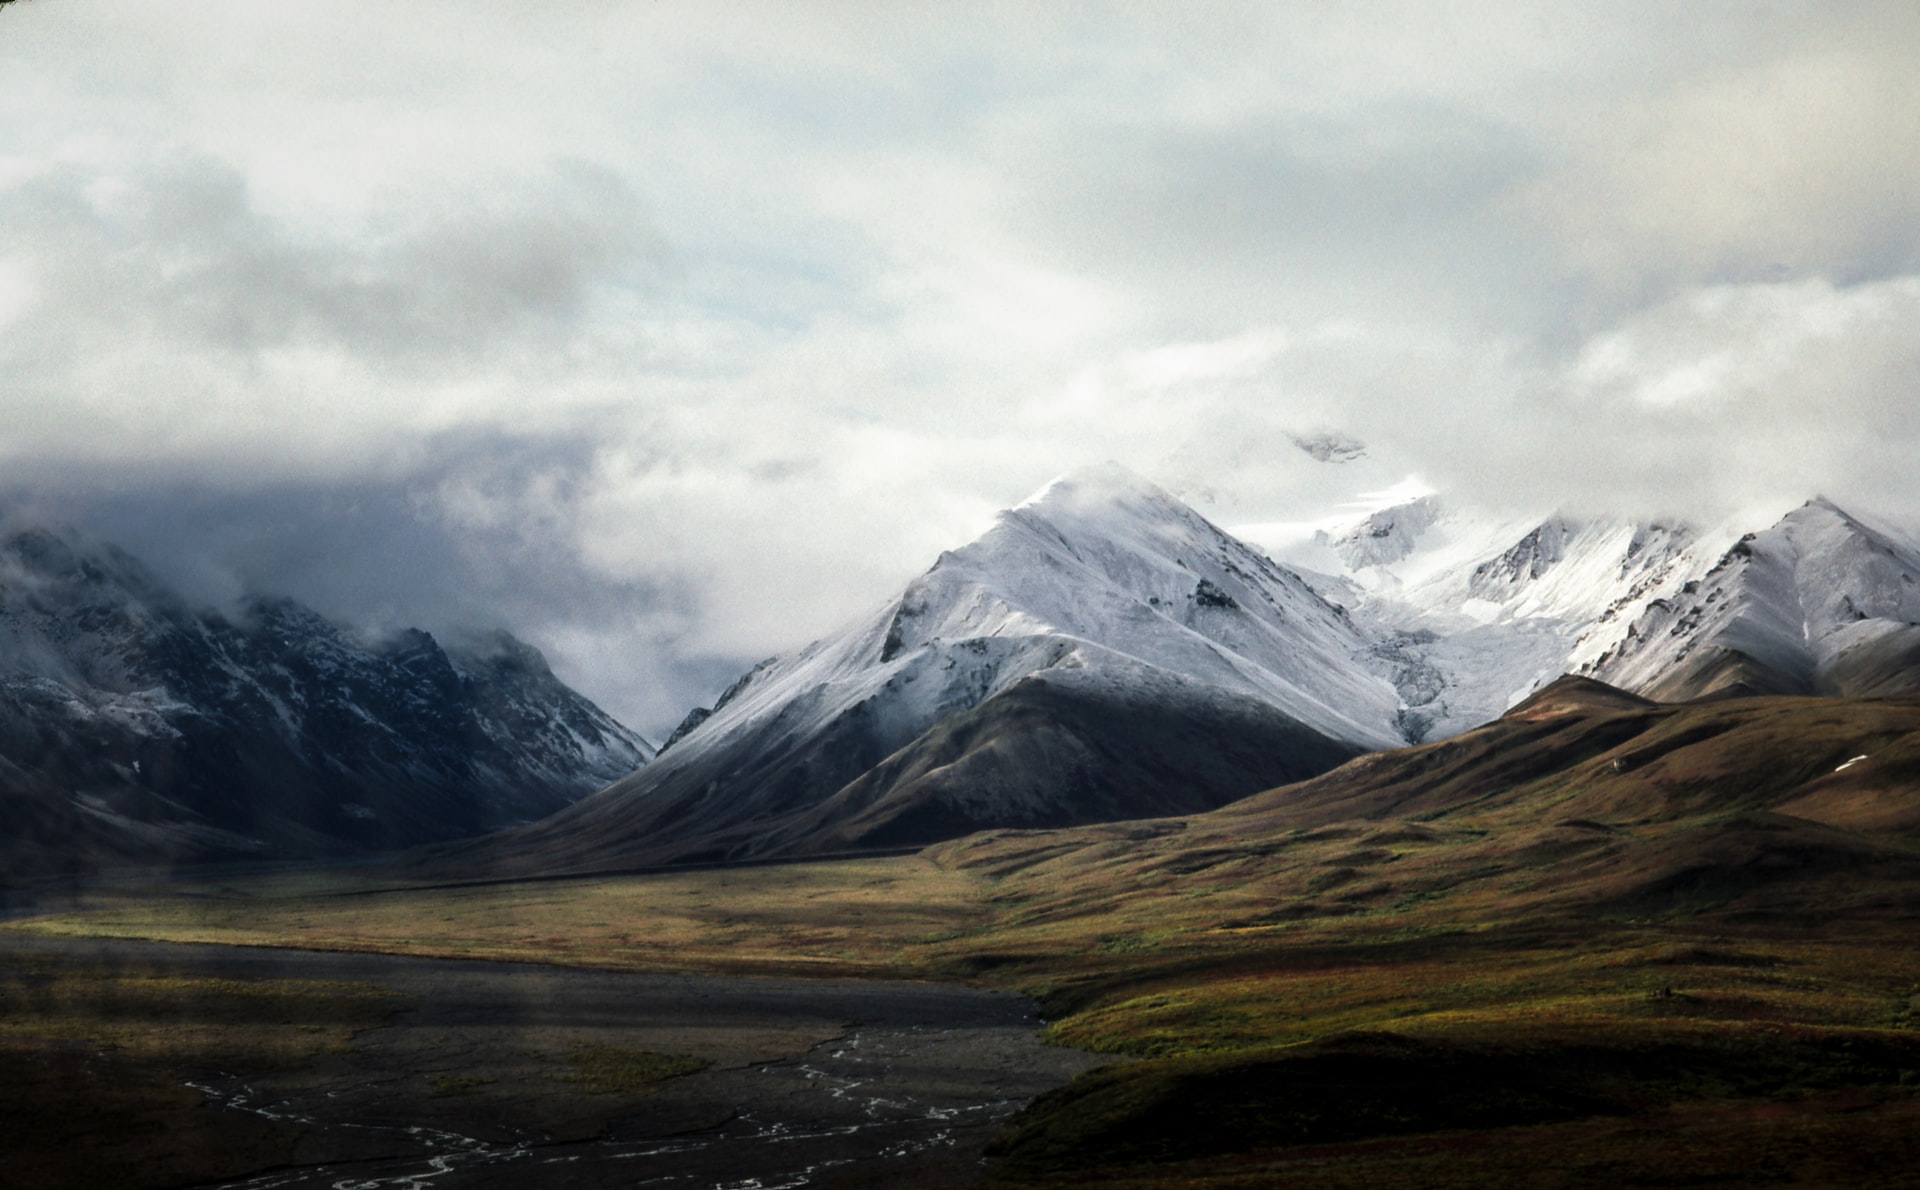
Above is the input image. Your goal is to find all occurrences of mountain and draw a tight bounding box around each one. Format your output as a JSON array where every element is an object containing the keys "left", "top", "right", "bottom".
[
  {"left": 1315, "top": 494, "right": 1920, "bottom": 712},
  {"left": 1271, "top": 499, "right": 1715, "bottom": 741},
  {"left": 0, "top": 524, "right": 651, "bottom": 881},
  {"left": 446, "top": 471, "right": 1920, "bottom": 877},
  {"left": 1581, "top": 499, "right": 1920, "bottom": 700},
  {"left": 1316, "top": 495, "right": 1442, "bottom": 571},
  {"left": 443, "top": 464, "right": 1399, "bottom": 874},
  {"left": 1265, "top": 493, "right": 1920, "bottom": 738}
]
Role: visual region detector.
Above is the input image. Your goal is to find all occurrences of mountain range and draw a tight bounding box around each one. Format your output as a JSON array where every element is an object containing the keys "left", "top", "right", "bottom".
[
  {"left": 1272, "top": 490, "right": 1920, "bottom": 737},
  {"left": 447, "top": 464, "right": 1388, "bottom": 873},
  {"left": 0, "top": 524, "right": 651, "bottom": 881},
  {"left": 439, "top": 465, "right": 1920, "bottom": 876},
  {"left": 11, "top": 463, "right": 1920, "bottom": 883}
]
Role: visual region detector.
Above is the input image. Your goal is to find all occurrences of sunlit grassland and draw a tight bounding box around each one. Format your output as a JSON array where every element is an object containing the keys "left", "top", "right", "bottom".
[
  {"left": 15, "top": 824, "right": 1919, "bottom": 1065},
  {"left": 9, "top": 855, "right": 990, "bottom": 979}
]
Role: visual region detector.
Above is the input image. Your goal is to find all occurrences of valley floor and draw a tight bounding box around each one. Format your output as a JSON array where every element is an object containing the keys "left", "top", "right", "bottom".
[
  {"left": 8, "top": 848, "right": 1920, "bottom": 1188},
  {"left": 0, "top": 931, "right": 1097, "bottom": 1189}
]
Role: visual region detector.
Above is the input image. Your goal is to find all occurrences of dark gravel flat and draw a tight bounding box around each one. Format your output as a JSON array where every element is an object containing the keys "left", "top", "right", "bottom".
[{"left": 1, "top": 935, "right": 1105, "bottom": 1189}]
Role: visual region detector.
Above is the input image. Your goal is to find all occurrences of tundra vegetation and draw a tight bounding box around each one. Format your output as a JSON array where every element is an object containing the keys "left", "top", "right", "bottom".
[{"left": 10, "top": 685, "right": 1920, "bottom": 1186}]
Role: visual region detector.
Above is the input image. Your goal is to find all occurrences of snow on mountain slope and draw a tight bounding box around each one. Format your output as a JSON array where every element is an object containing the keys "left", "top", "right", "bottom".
[
  {"left": 1317, "top": 495, "right": 1444, "bottom": 572},
  {"left": 679, "top": 462, "right": 1403, "bottom": 765},
  {"left": 1584, "top": 499, "right": 1920, "bottom": 700},
  {"left": 1259, "top": 497, "right": 1733, "bottom": 740},
  {"left": 453, "top": 464, "right": 1400, "bottom": 873},
  {"left": 1258, "top": 486, "right": 1920, "bottom": 735},
  {"left": 0, "top": 524, "right": 651, "bottom": 879}
]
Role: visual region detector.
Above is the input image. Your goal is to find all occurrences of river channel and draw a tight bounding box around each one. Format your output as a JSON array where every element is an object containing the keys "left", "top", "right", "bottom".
[{"left": 5, "top": 937, "right": 1103, "bottom": 1189}]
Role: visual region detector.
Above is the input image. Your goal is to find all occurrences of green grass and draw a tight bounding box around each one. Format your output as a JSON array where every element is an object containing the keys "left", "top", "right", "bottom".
[
  {"left": 559, "top": 1043, "right": 709, "bottom": 1093},
  {"left": 8, "top": 856, "right": 986, "bottom": 980},
  {"left": 0, "top": 957, "right": 399, "bottom": 1069}
]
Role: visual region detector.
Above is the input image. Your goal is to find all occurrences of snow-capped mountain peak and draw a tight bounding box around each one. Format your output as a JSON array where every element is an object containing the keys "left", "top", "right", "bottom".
[
  {"left": 1584, "top": 496, "right": 1920, "bottom": 699},
  {"left": 463, "top": 465, "right": 1404, "bottom": 873},
  {"left": 867, "top": 462, "right": 1401, "bottom": 746},
  {"left": 1258, "top": 495, "right": 1721, "bottom": 740},
  {"left": 1315, "top": 496, "right": 1443, "bottom": 571}
]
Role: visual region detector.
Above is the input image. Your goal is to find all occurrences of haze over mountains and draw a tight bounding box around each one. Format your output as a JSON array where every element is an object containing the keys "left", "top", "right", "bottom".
[
  {"left": 445, "top": 464, "right": 1920, "bottom": 875},
  {"left": 0, "top": 524, "right": 651, "bottom": 881}
]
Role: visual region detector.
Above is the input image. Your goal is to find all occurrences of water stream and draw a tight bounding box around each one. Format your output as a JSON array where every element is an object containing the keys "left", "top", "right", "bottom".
[
  {"left": 3, "top": 936, "right": 1098, "bottom": 1190},
  {"left": 193, "top": 1024, "right": 1050, "bottom": 1190}
]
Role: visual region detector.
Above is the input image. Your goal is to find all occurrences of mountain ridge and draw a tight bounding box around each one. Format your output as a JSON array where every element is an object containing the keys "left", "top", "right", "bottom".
[
  {"left": 1581, "top": 497, "right": 1920, "bottom": 700},
  {"left": 1269, "top": 489, "right": 1920, "bottom": 737},
  {"left": 432, "top": 463, "right": 1396, "bottom": 874},
  {"left": 0, "top": 521, "right": 651, "bottom": 881},
  {"left": 440, "top": 469, "right": 1920, "bottom": 876}
]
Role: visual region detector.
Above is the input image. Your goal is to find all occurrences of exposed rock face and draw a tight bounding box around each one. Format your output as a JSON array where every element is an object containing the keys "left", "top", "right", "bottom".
[
  {"left": 0, "top": 525, "right": 650, "bottom": 880},
  {"left": 1467, "top": 518, "right": 1573, "bottom": 598},
  {"left": 1288, "top": 430, "right": 1369, "bottom": 464}
]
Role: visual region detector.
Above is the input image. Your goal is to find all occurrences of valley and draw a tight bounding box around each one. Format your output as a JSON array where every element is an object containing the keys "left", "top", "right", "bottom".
[
  {"left": 12, "top": 681, "right": 1920, "bottom": 1185},
  {"left": 0, "top": 934, "right": 1094, "bottom": 1189},
  {"left": 8, "top": 470, "right": 1920, "bottom": 1185},
  {"left": 12, "top": 4, "right": 1919, "bottom": 1184}
]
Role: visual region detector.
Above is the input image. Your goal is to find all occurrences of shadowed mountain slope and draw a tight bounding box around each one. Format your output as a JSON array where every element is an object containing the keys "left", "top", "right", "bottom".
[{"left": 763, "top": 671, "right": 1356, "bottom": 854}]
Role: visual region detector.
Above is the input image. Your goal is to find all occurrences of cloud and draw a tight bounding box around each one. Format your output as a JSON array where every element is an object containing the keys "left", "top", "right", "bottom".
[
  {"left": 1523, "top": 9, "right": 1920, "bottom": 302},
  {"left": 2, "top": 3, "right": 1918, "bottom": 734},
  {"left": 0, "top": 432, "right": 717, "bottom": 737},
  {"left": 0, "top": 147, "right": 659, "bottom": 475},
  {"left": 1250, "top": 275, "right": 1920, "bottom": 523}
]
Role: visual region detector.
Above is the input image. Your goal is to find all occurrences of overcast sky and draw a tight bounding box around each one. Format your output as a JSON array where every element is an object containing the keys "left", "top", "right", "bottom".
[{"left": 3, "top": 2, "right": 1917, "bottom": 737}]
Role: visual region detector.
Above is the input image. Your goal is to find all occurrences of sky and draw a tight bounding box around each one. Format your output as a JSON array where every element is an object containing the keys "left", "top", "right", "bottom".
[{"left": 2, "top": 2, "right": 1918, "bottom": 738}]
